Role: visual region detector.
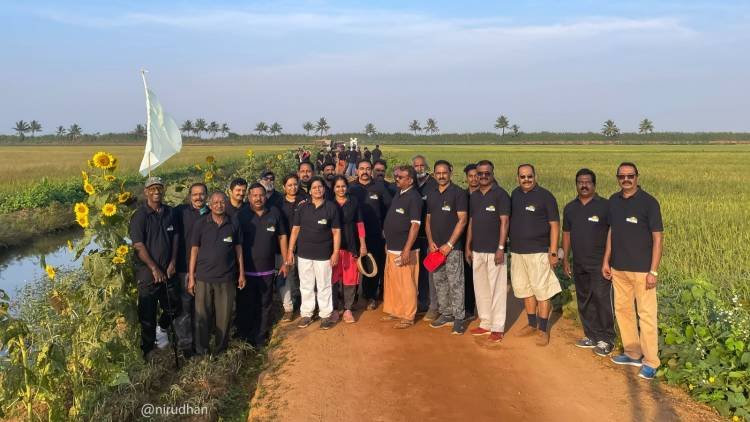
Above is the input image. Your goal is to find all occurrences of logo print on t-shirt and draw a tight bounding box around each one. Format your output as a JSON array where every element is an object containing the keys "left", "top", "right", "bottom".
[
  {"left": 441, "top": 202, "right": 451, "bottom": 212},
  {"left": 396, "top": 208, "right": 405, "bottom": 214},
  {"left": 485, "top": 205, "right": 496, "bottom": 212},
  {"left": 525, "top": 205, "right": 536, "bottom": 212},
  {"left": 223, "top": 236, "right": 233, "bottom": 242},
  {"left": 318, "top": 219, "right": 328, "bottom": 225},
  {"left": 626, "top": 216, "right": 638, "bottom": 224},
  {"left": 266, "top": 225, "right": 276, "bottom": 232},
  {"left": 370, "top": 194, "right": 379, "bottom": 200},
  {"left": 588, "top": 215, "right": 600, "bottom": 223},
  {"left": 167, "top": 225, "right": 174, "bottom": 231},
  {"left": 422, "top": 195, "right": 427, "bottom": 200}
]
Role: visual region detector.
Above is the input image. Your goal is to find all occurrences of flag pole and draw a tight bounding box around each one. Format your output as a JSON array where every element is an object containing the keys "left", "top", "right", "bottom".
[{"left": 140, "top": 69, "right": 152, "bottom": 177}]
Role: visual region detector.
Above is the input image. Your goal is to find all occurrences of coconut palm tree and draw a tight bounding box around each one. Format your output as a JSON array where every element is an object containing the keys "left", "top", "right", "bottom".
[
  {"left": 510, "top": 124, "right": 520, "bottom": 136},
  {"left": 134, "top": 124, "right": 146, "bottom": 138},
  {"left": 270, "top": 122, "right": 283, "bottom": 136},
  {"left": 639, "top": 118, "right": 654, "bottom": 134},
  {"left": 13, "top": 120, "right": 30, "bottom": 139},
  {"left": 303, "top": 121, "right": 314, "bottom": 136},
  {"left": 194, "top": 118, "right": 207, "bottom": 138},
  {"left": 181, "top": 120, "right": 193, "bottom": 136},
  {"left": 208, "top": 121, "right": 219, "bottom": 138},
  {"left": 315, "top": 117, "right": 330, "bottom": 137},
  {"left": 255, "top": 121, "right": 269, "bottom": 135},
  {"left": 68, "top": 124, "right": 82, "bottom": 139},
  {"left": 495, "top": 115, "right": 509, "bottom": 136},
  {"left": 55, "top": 126, "right": 66, "bottom": 137},
  {"left": 601, "top": 120, "right": 620, "bottom": 137},
  {"left": 409, "top": 120, "right": 421, "bottom": 135},
  {"left": 364, "top": 123, "right": 376, "bottom": 137},
  {"left": 29, "top": 120, "right": 42, "bottom": 137},
  {"left": 424, "top": 118, "right": 439, "bottom": 134},
  {"left": 220, "top": 123, "right": 230, "bottom": 137}
]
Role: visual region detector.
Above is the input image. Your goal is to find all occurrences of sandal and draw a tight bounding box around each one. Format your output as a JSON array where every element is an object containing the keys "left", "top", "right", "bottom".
[
  {"left": 380, "top": 314, "right": 398, "bottom": 322},
  {"left": 394, "top": 320, "right": 414, "bottom": 329}
]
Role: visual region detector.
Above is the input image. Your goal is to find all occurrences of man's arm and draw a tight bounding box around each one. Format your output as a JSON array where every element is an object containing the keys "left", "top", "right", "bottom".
[
  {"left": 278, "top": 234, "right": 289, "bottom": 276},
  {"left": 646, "top": 232, "right": 663, "bottom": 289},
  {"left": 133, "top": 242, "right": 166, "bottom": 283},
  {"left": 236, "top": 244, "right": 246, "bottom": 289},
  {"left": 400, "top": 222, "right": 420, "bottom": 265},
  {"left": 187, "top": 246, "right": 199, "bottom": 295},
  {"left": 562, "top": 231, "right": 572, "bottom": 277},
  {"left": 465, "top": 218, "right": 473, "bottom": 264},
  {"left": 548, "top": 221, "right": 560, "bottom": 269},
  {"left": 425, "top": 214, "right": 437, "bottom": 251},
  {"left": 441, "top": 211, "right": 467, "bottom": 256},
  {"left": 167, "top": 234, "right": 178, "bottom": 278},
  {"left": 602, "top": 228, "right": 612, "bottom": 280}
]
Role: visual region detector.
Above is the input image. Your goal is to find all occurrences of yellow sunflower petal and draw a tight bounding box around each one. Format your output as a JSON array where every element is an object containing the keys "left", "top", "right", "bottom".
[
  {"left": 73, "top": 202, "right": 89, "bottom": 215},
  {"left": 45, "top": 265, "right": 56, "bottom": 280},
  {"left": 101, "top": 203, "right": 117, "bottom": 217},
  {"left": 84, "top": 182, "right": 95, "bottom": 195}
]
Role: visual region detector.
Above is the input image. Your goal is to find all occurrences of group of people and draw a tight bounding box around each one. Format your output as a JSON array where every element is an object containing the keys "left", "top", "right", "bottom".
[
  {"left": 314, "top": 143, "right": 382, "bottom": 177},
  {"left": 130, "top": 148, "right": 663, "bottom": 381}
]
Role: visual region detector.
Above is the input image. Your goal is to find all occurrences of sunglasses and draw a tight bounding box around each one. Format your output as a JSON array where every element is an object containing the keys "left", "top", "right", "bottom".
[
  {"left": 617, "top": 174, "right": 637, "bottom": 180},
  {"left": 519, "top": 175, "right": 534, "bottom": 180},
  {"left": 477, "top": 171, "right": 491, "bottom": 177}
]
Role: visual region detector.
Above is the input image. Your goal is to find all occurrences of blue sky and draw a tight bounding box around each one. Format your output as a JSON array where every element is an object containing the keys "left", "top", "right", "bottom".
[{"left": 2, "top": 0, "right": 749, "bottom": 134}]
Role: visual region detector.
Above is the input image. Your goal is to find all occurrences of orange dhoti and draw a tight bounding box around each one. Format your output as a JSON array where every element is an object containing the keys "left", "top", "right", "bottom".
[{"left": 383, "top": 250, "right": 419, "bottom": 321}]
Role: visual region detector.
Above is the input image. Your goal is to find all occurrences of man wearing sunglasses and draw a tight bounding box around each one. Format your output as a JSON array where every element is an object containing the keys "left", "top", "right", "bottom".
[
  {"left": 510, "top": 164, "right": 562, "bottom": 347},
  {"left": 602, "top": 162, "right": 663, "bottom": 380},
  {"left": 260, "top": 170, "right": 283, "bottom": 211}
]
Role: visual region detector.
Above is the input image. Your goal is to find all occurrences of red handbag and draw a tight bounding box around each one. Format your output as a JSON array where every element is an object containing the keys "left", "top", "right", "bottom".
[{"left": 423, "top": 250, "right": 447, "bottom": 272}]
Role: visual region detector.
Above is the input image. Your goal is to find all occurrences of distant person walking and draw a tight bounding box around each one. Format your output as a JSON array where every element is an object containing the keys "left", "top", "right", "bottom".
[
  {"left": 562, "top": 169, "right": 615, "bottom": 356},
  {"left": 603, "top": 162, "right": 663, "bottom": 380},
  {"left": 371, "top": 144, "right": 382, "bottom": 163}
]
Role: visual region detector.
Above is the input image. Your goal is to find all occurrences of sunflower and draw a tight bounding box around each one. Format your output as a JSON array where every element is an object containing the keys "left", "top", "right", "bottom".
[
  {"left": 87, "top": 159, "right": 95, "bottom": 168},
  {"left": 45, "top": 265, "right": 56, "bottom": 280},
  {"left": 109, "top": 157, "right": 118, "bottom": 171},
  {"left": 92, "top": 151, "right": 115, "bottom": 169},
  {"left": 84, "top": 182, "right": 95, "bottom": 195},
  {"left": 81, "top": 170, "right": 89, "bottom": 181},
  {"left": 67, "top": 240, "right": 74, "bottom": 251},
  {"left": 101, "top": 203, "right": 117, "bottom": 217},
  {"left": 277, "top": 154, "right": 284, "bottom": 160},
  {"left": 246, "top": 149, "right": 254, "bottom": 159},
  {"left": 206, "top": 155, "right": 215, "bottom": 164},
  {"left": 117, "top": 191, "right": 132, "bottom": 204},
  {"left": 74, "top": 202, "right": 89, "bottom": 216},
  {"left": 194, "top": 164, "right": 202, "bottom": 171},
  {"left": 115, "top": 245, "right": 129, "bottom": 256},
  {"left": 76, "top": 214, "right": 89, "bottom": 228},
  {"left": 112, "top": 256, "right": 126, "bottom": 265},
  {"left": 104, "top": 174, "right": 116, "bottom": 182},
  {"left": 205, "top": 171, "right": 214, "bottom": 182}
]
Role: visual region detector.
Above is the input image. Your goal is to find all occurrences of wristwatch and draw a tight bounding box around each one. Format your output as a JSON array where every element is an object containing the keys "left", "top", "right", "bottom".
[
  {"left": 549, "top": 251, "right": 557, "bottom": 257},
  {"left": 497, "top": 245, "right": 505, "bottom": 251},
  {"left": 649, "top": 270, "right": 659, "bottom": 277},
  {"left": 447, "top": 241, "right": 454, "bottom": 249}
]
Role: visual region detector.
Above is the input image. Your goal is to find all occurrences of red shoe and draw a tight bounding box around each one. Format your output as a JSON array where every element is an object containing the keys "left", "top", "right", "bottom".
[
  {"left": 470, "top": 327, "right": 491, "bottom": 336},
  {"left": 488, "top": 332, "right": 504, "bottom": 343}
]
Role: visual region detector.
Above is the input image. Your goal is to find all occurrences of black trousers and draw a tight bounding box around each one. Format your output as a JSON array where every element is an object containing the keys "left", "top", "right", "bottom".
[
  {"left": 574, "top": 264, "right": 616, "bottom": 344},
  {"left": 236, "top": 274, "right": 275, "bottom": 347},
  {"left": 362, "top": 237, "right": 385, "bottom": 301},
  {"left": 464, "top": 259, "right": 476, "bottom": 318},
  {"left": 194, "top": 280, "right": 236, "bottom": 355},
  {"left": 333, "top": 282, "right": 358, "bottom": 311},
  {"left": 137, "top": 278, "right": 181, "bottom": 356}
]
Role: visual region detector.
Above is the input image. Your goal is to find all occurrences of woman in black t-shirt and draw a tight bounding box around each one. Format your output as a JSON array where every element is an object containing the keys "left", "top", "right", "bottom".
[
  {"left": 277, "top": 174, "right": 309, "bottom": 322},
  {"left": 331, "top": 175, "right": 367, "bottom": 323}
]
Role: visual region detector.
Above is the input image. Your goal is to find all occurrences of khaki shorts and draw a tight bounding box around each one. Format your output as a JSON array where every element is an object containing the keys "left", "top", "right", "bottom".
[{"left": 510, "top": 252, "right": 562, "bottom": 300}]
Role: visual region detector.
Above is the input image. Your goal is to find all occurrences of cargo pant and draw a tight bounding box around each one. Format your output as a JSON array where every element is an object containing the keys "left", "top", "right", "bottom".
[{"left": 430, "top": 249, "right": 465, "bottom": 320}]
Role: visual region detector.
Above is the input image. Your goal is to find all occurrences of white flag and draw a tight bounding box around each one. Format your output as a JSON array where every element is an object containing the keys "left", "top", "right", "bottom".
[{"left": 139, "top": 71, "right": 182, "bottom": 176}]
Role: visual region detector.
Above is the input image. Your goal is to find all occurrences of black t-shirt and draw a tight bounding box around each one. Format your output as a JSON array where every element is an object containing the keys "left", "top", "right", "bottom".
[
  {"left": 608, "top": 188, "right": 663, "bottom": 272},
  {"left": 347, "top": 151, "right": 359, "bottom": 163},
  {"left": 349, "top": 180, "right": 392, "bottom": 239},
  {"left": 427, "top": 183, "right": 468, "bottom": 248},
  {"left": 129, "top": 204, "right": 178, "bottom": 282},
  {"left": 293, "top": 200, "right": 341, "bottom": 260},
  {"left": 509, "top": 185, "right": 560, "bottom": 254},
  {"left": 191, "top": 214, "right": 242, "bottom": 283},
  {"left": 266, "top": 190, "right": 284, "bottom": 212},
  {"left": 237, "top": 206, "right": 288, "bottom": 272},
  {"left": 416, "top": 176, "right": 438, "bottom": 238},
  {"left": 174, "top": 203, "right": 209, "bottom": 273},
  {"left": 364, "top": 150, "right": 372, "bottom": 161},
  {"left": 225, "top": 201, "right": 248, "bottom": 218},
  {"left": 563, "top": 195, "right": 610, "bottom": 268},
  {"left": 335, "top": 196, "right": 364, "bottom": 253},
  {"left": 371, "top": 148, "right": 382, "bottom": 162},
  {"left": 469, "top": 185, "right": 511, "bottom": 253},
  {"left": 280, "top": 193, "right": 309, "bottom": 234},
  {"left": 384, "top": 187, "right": 423, "bottom": 251}
]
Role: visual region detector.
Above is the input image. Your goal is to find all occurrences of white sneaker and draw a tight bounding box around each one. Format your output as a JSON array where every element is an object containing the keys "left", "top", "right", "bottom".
[{"left": 155, "top": 326, "right": 170, "bottom": 349}]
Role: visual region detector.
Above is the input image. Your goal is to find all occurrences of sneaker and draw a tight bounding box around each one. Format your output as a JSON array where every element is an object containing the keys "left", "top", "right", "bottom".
[
  {"left": 536, "top": 330, "right": 550, "bottom": 347},
  {"left": 638, "top": 365, "right": 656, "bottom": 380},
  {"left": 423, "top": 309, "right": 440, "bottom": 322},
  {"left": 330, "top": 310, "right": 340, "bottom": 323},
  {"left": 155, "top": 326, "right": 170, "bottom": 349},
  {"left": 515, "top": 325, "right": 537, "bottom": 337},
  {"left": 488, "top": 332, "right": 504, "bottom": 343},
  {"left": 451, "top": 320, "right": 467, "bottom": 335},
  {"left": 593, "top": 341, "right": 614, "bottom": 357},
  {"left": 297, "top": 317, "right": 313, "bottom": 328},
  {"left": 343, "top": 310, "right": 355, "bottom": 323},
  {"left": 575, "top": 337, "right": 596, "bottom": 349},
  {"left": 281, "top": 311, "right": 294, "bottom": 323},
  {"left": 367, "top": 300, "right": 378, "bottom": 310},
  {"left": 320, "top": 318, "right": 335, "bottom": 330},
  {"left": 611, "top": 353, "right": 643, "bottom": 367},
  {"left": 430, "top": 315, "right": 454, "bottom": 328},
  {"left": 469, "top": 327, "right": 491, "bottom": 336}
]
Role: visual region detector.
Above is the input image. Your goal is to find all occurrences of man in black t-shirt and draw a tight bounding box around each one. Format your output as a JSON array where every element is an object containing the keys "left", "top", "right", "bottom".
[
  {"left": 373, "top": 159, "right": 397, "bottom": 201},
  {"left": 297, "top": 161, "right": 314, "bottom": 193},
  {"left": 129, "top": 176, "right": 181, "bottom": 360},
  {"left": 371, "top": 145, "right": 382, "bottom": 162},
  {"left": 349, "top": 159, "right": 393, "bottom": 310},
  {"left": 509, "top": 164, "right": 562, "bottom": 347},
  {"left": 412, "top": 154, "right": 439, "bottom": 319},
  {"left": 173, "top": 182, "right": 209, "bottom": 357},
  {"left": 562, "top": 169, "right": 615, "bottom": 356},
  {"left": 462, "top": 163, "right": 479, "bottom": 319},
  {"left": 226, "top": 178, "right": 249, "bottom": 218},
  {"left": 188, "top": 192, "right": 245, "bottom": 355},
  {"left": 603, "top": 162, "right": 663, "bottom": 380},
  {"left": 236, "top": 184, "right": 289, "bottom": 347}
]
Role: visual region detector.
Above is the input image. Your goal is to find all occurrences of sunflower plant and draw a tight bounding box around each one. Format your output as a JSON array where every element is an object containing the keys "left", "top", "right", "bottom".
[{"left": 235, "top": 148, "right": 305, "bottom": 191}]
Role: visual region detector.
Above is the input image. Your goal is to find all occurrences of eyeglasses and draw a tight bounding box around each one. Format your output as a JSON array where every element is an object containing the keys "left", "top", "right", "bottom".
[
  {"left": 263, "top": 176, "right": 275, "bottom": 182},
  {"left": 519, "top": 175, "right": 534, "bottom": 180},
  {"left": 477, "top": 171, "right": 491, "bottom": 177},
  {"left": 617, "top": 174, "right": 637, "bottom": 180}
]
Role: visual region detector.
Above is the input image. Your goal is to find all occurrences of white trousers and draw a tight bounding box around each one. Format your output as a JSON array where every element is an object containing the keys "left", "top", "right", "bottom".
[
  {"left": 298, "top": 257, "right": 333, "bottom": 319},
  {"left": 472, "top": 252, "right": 508, "bottom": 332}
]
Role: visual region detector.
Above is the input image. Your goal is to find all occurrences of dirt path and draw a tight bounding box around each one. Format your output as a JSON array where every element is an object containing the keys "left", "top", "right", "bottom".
[{"left": 250, "top": 295, "right": 719, "bottom": 422}]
